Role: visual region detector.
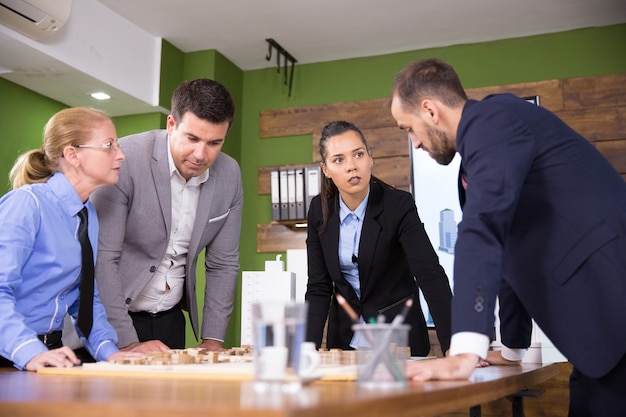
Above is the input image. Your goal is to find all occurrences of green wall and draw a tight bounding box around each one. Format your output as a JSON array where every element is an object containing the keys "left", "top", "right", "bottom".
[
  {"left": 160, "top": 39, "right": 185, "bottom": 109},
  {"left": 113, "top": 113, "right": 165, "bottom": 138},
  {"left": 1, "top": 24, "right": 625, "bottom": 348},
  {"left": 0, "top": 79, "right": 66, "bottom": 194}
]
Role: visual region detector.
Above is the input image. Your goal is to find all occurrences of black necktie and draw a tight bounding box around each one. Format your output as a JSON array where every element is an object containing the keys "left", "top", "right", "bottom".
[{"left": 77, "top": 207, "right": 94, "bottom": 338}]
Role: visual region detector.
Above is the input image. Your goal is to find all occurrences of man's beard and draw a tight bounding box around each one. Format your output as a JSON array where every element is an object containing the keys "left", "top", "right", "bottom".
[{"left": 424, "top": 124, "right": 456, "bottom": 165}]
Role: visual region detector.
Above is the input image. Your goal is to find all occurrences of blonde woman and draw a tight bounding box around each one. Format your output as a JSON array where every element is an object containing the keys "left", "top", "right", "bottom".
[{"left": 0, "top": 107, "right": 141, "bottom": 370}]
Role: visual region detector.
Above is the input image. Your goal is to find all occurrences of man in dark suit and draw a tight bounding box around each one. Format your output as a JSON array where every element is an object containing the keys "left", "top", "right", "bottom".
[{"left": 390, "top": 58, "right": 626, "bottom": 417}]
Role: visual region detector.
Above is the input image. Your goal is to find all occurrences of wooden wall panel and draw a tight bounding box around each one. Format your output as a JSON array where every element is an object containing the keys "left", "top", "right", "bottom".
[
  {"left": 312, "top": 126, "right": 409, "bottom": 162},
  {"left": 257, "top": 224, "right": 306, "bottom": 253},
  {"left": 371, "top": 156, "right": 410, "bottom": 189},
  {"left": 259, "top": 98, "right": 392, "bottom": 138},
  {"left": 466, "top": 79, "right": 564, "bottom": 112},
  {"left": 257, "top": 73, "right": 626, "bottom": 254},
  {"left": 259, "top": 78, "right": 568, "bottom": 139},
  {"left": 562, "top": 73, "right": 626, "bottom": 109},
  {"left": 557, "top": 107, "right": 626, "bottom": 141}
]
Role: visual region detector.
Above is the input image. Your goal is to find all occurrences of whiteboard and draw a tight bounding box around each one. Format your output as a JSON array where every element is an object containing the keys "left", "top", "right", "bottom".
[{"left": 409, "top": 142, "right": 462, "bottom": 325}]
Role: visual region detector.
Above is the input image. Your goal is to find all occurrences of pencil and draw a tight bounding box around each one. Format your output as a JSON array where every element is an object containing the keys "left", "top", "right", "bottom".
[
  {"left": 391, "top": 297, "right": 413, "bottom": 324},
  {"left": 336, "top": 294, "right": 360, "bottom": 323}
]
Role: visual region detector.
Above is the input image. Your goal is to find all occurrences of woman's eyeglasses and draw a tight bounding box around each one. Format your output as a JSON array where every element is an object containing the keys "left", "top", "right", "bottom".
[{"left": 73, "top": 141, "right": 122, "bottom": 152}]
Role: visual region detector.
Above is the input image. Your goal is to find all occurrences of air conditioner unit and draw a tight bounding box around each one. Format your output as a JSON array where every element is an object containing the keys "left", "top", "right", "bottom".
[{"left": 0, "top": 0, "right": 71, "bottom": 41}]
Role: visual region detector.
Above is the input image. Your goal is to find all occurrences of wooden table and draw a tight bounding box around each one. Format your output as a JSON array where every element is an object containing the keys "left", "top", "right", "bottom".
[{"left": 0, "top": 363, "right": 560, "bottom": 417}]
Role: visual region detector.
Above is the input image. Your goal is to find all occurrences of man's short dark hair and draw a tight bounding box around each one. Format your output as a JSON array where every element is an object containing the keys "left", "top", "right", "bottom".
[{"left": 171, "top": 78, "right": 235, "bottom": 127}]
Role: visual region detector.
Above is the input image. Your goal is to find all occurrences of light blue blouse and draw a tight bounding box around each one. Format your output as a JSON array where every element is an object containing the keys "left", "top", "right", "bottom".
[
  {"left": 338, "top": 188, "right": 370, "bottom": 348},
  {"left": 0, "top": 172, "right": 118, "bottom": 369},
  {"left": 338, "top": 188, "right": 370, "bottom": 299}
]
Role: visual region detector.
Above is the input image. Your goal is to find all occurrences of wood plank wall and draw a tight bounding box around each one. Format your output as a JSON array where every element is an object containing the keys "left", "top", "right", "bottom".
[{"left": 257, "top": 73, "right": 626, "bottom": 253}]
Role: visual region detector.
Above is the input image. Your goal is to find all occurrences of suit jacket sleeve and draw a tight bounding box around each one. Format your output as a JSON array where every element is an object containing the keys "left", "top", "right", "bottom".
[
  {"left": 497, "top": 279, "right": 532, "bottom": 349},
  {"left": 304, "top": 195, "right": 334, "bottom": 348},
  {"left": 91, "top": 150, "right": 139, "bottom": 348},
  {"left": 453, "top": 98, "right": 535, "bottom": 338},
  {"left": 199, "top": 157, "right": 243, "bottom": 341}
]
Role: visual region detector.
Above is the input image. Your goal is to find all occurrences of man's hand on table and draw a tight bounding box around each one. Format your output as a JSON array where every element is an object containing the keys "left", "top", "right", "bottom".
[
  {"left": 196, "top": 339, "right": 225, "bottom": 351},
  {"left": 107, "top": 351, "right": 147, "bottom": 362},
  {"left": 119, "top": 340, "right": 170, "bottom": 354},
  {"left": 406, "top": 353, "right": 480, "bottom": 381}
]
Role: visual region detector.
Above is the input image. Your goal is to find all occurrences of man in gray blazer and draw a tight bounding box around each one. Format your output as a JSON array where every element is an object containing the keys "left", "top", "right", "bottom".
[{"left": 92, "top": 79, "right": 243, "bottom": 353}]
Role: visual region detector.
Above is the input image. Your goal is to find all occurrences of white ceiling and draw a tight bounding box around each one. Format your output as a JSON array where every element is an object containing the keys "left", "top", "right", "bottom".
[{"left": 1, "top": 0, "right": 625, "bottom": 116}]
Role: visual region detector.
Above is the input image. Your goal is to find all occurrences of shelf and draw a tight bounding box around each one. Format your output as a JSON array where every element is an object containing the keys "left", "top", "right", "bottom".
[{"left": 257, "top": 223, "right": 307, "bottom": 253}]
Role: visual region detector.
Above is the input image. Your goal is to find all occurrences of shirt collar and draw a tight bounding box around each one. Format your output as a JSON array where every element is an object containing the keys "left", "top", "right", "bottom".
[
  {"left": 166, "top": 136, "right": 210, "bottom": 186},
  {"left": 48, "top": 171, "right": 87, "bottom": 216},
  {"left": 339, "top": 187, "right": 370, "bottom": 225}
]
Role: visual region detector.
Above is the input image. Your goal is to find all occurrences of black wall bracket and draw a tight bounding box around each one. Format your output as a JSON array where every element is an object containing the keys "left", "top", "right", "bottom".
[{"left": 265, "top": 38, "right": 297, "bottom": 97}]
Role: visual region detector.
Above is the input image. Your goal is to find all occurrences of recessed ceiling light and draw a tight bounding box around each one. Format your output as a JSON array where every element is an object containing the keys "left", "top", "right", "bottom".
[{"left": 90, "top": 92, "right": 111, "bottom": 100}]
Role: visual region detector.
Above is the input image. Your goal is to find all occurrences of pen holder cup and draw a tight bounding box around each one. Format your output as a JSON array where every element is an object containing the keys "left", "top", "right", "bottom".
[{"left": 351, "top": 323, "right": 411, "bottom": 389}]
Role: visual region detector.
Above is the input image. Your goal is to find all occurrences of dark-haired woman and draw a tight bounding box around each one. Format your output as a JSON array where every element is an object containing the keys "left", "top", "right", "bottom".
[{"left": 305, "top": 120, "right": 452, "bottom": 357}]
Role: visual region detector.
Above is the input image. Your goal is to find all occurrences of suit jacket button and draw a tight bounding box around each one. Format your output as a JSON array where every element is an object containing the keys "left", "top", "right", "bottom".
[
  {"left": 150, "top": 266, "right": 156, "bottom": 272},
  {"left": 125, "top": 298, "right": 132, "bottom": 305}
]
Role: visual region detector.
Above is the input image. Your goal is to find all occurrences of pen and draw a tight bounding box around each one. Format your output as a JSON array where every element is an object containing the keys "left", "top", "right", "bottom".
[{"left": 392, "top": 297, "right": 413, "bottom": 325}]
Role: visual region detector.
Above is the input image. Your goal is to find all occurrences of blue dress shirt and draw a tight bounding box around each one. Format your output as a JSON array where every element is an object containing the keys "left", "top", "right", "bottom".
[
  {"left": 338, "top": 190, "right": 370, "bottom": 299},
  {"left": 338, "top": 188, "right": 370, "bottom": 347},
  {"left": 0, "top": 172, "right": 118, "bottom": 369}
]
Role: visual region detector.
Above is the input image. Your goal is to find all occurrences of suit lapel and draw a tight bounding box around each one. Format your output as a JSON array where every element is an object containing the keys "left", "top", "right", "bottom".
[
  {"left": 152, "top": 132, "right": 172, "bottom": 237},
  {"left": 358, "top": 182, "right": 382, "bottom": 296},
  {"left": 320, "top": 196, "right": 342, "bottom": 282}
]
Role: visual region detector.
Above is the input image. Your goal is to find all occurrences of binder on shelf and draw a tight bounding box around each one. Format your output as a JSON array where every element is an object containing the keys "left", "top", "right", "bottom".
[
  {"left": 287, "top": 169, "right": 297, "bottom": 220},
  {"left": 279, "top": 169, "right": 289, "bottom": 220},
  {"left": 270, "top": 170, "right": 280, "bottom": 221},
  {"left": 295, "top": 168, "right": 305, "bottom": 219},
  {"left": 305, "top": 165, "right": 321, "bottom": 215}
]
